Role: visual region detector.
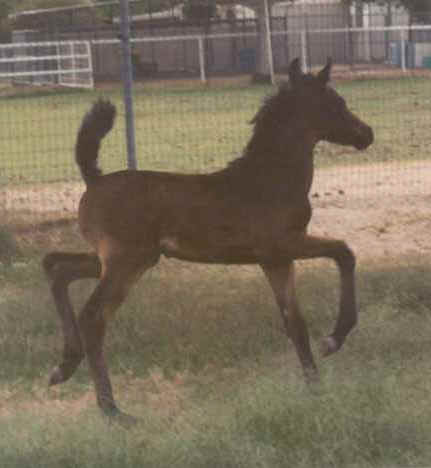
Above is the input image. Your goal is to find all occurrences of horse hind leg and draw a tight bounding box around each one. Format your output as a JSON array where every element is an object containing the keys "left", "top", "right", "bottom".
[
  {"left": 261, "top": 262, "right": 318, "bottom": 381},
  {"left": 77, "top": 252, "right": 158, "bottom": 425},
  {"left": 43, "top": 252, "right": 101, "bottom": 386}
]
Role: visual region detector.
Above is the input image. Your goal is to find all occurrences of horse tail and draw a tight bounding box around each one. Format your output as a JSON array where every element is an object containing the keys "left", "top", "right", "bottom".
[{"left": 75, "top": 99, "right": 116, "bottom": 185}]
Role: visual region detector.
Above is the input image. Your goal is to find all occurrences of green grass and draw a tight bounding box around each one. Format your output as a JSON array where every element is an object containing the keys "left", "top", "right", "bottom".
[
  {"left": 1, "top": 75, "right": 431, "bottom": 185},
  {"left": 2, "top": 75, "right": 431, "bottom": 465},
  {"left": 1, "top": 252, "right": 431, "bottom": 467}
]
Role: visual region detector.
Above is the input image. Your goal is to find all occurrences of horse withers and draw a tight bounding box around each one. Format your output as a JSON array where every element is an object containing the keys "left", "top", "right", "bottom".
[{"left": 43, "top": 58, "right": 374, "bottom": 424}]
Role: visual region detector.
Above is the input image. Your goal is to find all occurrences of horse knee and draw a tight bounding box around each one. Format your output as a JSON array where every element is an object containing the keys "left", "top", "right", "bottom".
[
  {"left": 43, "top": 252, "right": 62, "bottom": 278},
  {"left": 334, "top": 242, "right": 355, "bottom": 272},
  {"left": 43, "top": 252, "right": 77, "bottom": 280}
]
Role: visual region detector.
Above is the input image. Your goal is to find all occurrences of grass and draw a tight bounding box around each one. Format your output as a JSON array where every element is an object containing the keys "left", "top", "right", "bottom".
[
  {"left": 2, "top": 74, "right": 431, "bottom": 466},
  {"left": 1, "top": 248, "right": 431, "bottom": 467},
  {"left": 0, "top": 226, "right": 20, "bottom": 265},
  {"left": 1, "top": 75, "right": 431, "bottom": 185}
]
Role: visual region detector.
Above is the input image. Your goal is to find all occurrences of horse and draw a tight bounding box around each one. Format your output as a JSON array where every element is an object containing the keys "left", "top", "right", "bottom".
[{"left": 43, "top": 58, "right": 374, "bottom": 424}]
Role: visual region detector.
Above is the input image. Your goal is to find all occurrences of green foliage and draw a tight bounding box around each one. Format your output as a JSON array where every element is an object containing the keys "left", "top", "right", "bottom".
[
  {"left": 402, "top": 0, "right": 431, "bottom": 22},
  {"left": 343, "top": 0, "right": 431, "bottom": 17},
  {"left": 182, "top": 0, "right": 217, "bottom": 22},
  {"left": 0, "top": 0, "right": 12, "bottom": 31},
  {"left": 0, "top": 0, "right": 11, "bottom": 19}
]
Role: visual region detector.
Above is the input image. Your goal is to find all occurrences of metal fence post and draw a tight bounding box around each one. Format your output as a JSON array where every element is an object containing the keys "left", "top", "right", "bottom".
[
  {"left": 301, "top": 30, "right": 308, "bottom": 72},
  {"left": 400, "top": 28, "right": 407, "bottom": 72},
  {"left": 263, "top": 0, "right": 275, "bottom": 84},
  {"left": 198, "top": 37, "right": 206, "bottom": 83},
  {"left": 119, "top": 0, "right": 137, "bottom": 170}
]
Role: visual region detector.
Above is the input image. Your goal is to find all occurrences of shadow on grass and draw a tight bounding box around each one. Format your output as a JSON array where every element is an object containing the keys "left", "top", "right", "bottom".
[
  {"left": 1, "top": 257, "right": 431, "bottom": 466},
  {"left": 2, "top": 257, "right": 431, "bottom": 380}
]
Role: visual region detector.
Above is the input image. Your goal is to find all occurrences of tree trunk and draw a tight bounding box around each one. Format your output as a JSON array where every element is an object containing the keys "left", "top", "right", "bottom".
[{"left": 253, "top": 0, "right": 272, "bottom": 83}]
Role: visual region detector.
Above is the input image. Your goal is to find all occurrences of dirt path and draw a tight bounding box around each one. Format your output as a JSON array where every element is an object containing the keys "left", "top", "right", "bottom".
[
  {"left": 310, "top": 160, "right": 431, "bottom": 264},
  {"left": 5, "top": 160, "right": 431, "bottom": 263}
]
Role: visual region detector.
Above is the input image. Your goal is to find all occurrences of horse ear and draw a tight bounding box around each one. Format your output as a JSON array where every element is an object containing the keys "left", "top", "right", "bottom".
[
  {"left": 287, "top": 58, "right": 302, "bottom": 85},
  {"left": 318, "top": 57, "right": 332, "bottom": 85}
]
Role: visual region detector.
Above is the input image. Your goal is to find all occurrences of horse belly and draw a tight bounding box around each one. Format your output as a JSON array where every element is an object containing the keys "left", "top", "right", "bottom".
[
  {"left": 158, "top": 199, "right": 311, "bottom": 264},
  {"left": 159, "top": 228, "right": 258, "bottom": 264}
]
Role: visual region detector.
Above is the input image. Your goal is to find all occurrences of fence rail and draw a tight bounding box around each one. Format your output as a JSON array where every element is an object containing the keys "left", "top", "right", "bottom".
[
  {"left": 121, "top": 24, "right": 431, "bottom": 80},
  {"left": 0, "top": 40, "right": 93, "bottom": 87},
  {"left": 4, "top": 24, "right": 431, "bottom": 83}
]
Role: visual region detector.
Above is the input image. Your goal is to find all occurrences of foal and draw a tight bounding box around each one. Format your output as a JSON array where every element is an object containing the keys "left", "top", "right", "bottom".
[{"left": 44, "top": 58, "right": 373, "bottom": 422}]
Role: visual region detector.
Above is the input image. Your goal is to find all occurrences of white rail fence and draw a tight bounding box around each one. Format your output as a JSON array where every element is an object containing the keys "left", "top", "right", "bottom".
[
  {"left": 1, "top": 25, "right": 430, "bottom": 86},
  {"left": 108, "top": 23, "right": 431, "bottom": 81},
  {"left": 0, "top": 40, "right": 94, "bottom": 88}
]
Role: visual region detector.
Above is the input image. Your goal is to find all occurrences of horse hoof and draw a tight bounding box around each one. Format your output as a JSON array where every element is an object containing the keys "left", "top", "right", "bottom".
[
  {"left": 117, "top": 412, "right": 140, "bottom": 429},
  {"left": 320, "top": 336, "right": 339, "bottom": 357},
  {"left": 49, "top": 366, "right": 65, "bottom": 386},
  {"left": 105, "top": 408, "right": 140, "bottom": 429},
  {"left": 304, "top": 368, "right": 320, "bottom": 385}
]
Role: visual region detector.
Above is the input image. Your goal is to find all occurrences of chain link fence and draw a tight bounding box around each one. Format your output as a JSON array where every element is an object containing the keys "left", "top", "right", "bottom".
[{"left": 1, "top": 1, "right": 431, "bottom": 230}]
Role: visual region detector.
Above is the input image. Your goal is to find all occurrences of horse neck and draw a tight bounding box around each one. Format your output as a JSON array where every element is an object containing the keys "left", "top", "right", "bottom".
[{"left": 223, "top": 125, "right": 317, "bottom": 199}]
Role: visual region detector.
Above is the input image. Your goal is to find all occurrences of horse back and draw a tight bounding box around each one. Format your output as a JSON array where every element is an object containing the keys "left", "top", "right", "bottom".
[{"left": 78, "top": 169, "right": 312, "bottom": 262}]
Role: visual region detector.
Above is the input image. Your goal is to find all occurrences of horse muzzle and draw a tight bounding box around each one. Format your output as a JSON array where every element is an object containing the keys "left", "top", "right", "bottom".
[{"left": 353, "top": 125, "right": 374, "bottom": 150}]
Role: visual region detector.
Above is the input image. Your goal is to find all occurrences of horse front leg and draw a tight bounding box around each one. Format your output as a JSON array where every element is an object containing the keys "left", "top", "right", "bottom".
[
  {"left": 276, "top": 234, "right": 357, "bottom": 357},
  {"left": 43, "top": 252, "right": 101, "bottom": 385},
  {"left": 261, "top": 261, "right": 318, "bottom": 381}
]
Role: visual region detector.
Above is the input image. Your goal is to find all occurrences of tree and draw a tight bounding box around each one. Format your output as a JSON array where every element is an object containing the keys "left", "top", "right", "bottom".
[
  {"left": 391, "top": 0, "right": 431, "bottom": 22},
  {"left": 253, "top": 0, "right": 273, "bottom": 82},
  {"left": 0, "top": 0, "right": 13, "bottom": 34},
  {"left": 0, "top": 0, "right": 11, "bottom": 18},
  {"left": 247, "top": 0, "right": 295, "bottom": 82},
  {"left": 342, "top": 0, "right": 431, "bottom": 23},
  {"left": 183, "top": 0, "right": 217, "bottom": 22},
  {"left": 179, "top": 0, "right": 285, "bottom": 81}
]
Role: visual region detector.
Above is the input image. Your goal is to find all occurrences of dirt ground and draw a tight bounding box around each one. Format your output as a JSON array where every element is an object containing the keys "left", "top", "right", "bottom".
[
  {"left": 310, "top": 160, "right": 431, "bottom": 265},
  {"left": 4, "top": 160, "right": 431, "bottom": 265}
]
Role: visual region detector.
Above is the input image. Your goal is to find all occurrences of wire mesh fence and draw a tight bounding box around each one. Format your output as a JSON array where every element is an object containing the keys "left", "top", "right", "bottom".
[
  {"left": 2, "top": 4, "right": 431, "bottom": 457},
  {"left": 1, "top": 1, "right": 431, "bottom": 229}
]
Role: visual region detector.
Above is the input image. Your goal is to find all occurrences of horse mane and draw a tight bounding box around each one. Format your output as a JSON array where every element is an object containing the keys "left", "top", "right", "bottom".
[
  {"left": 249, "top": 81, "right": 292, "bottom": 128},
  {"left": 226, "top": 80, "right": 301, "bottom": 172}
]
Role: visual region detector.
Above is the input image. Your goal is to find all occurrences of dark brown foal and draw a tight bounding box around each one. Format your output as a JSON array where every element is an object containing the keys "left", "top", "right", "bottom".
[{"left": 44, "top": 58, "right": 373, "bottom": 422}]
